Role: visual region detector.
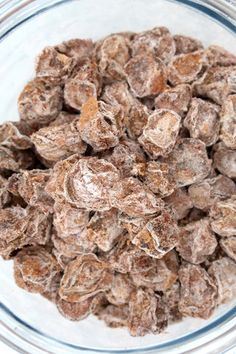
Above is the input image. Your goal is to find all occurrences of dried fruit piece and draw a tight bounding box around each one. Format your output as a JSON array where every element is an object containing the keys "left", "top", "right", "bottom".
[
  {"left": 52, "top": 230, "right": 95, "bottom": 268},
  {"left": 208, "top": 257, "right": 236, "bottom": 304},
  {"left": 125, "top": 54, "right": 167, "bottom": 98},
  {"left": 53, "top": 201, "right": 89, "bottom": 237},
  {"left": 31, "top": 119, "right": 86, "bottom": 163},
  {"left": 14, "top": 246, "right": 61, "bottom": 293},
  {"left": 183, "top": 98, "right": 220, "bottom": 146},
  {"left": 64, "top": 79, "right": 97, "bottom": 111},
  {"left": 133, "top": 161, "right": 175, "bottom": 197},
  {"left": 18, "top": 77, "right": 63, "bottom": 129},
  {"left": 132, "top": 27, "right": 175, "bottom": 64},
  {"left": 107, "top": 138, "right": 145, "bottom": 178},
  {"left": 0, "top": 122, "right": 32, "bottom": 150},
  {"left": 177, "top": 219, "right": 217, "bottom": 264},
  {"left": 168, "top": 51, "right": 206, "bottom": 85},
  {"left": 36, "top": 46, "right": 75, "bottom": 80},
  {"left": 155, "top": 84, "right": 192, "bottom": 117},
  {"left": 128, "top": 289, "right": 168, "bottom": 336},
  {"left": 206, "top": 45, "right": 236, "bottom": 67},
  {"left": 131, "top": 251, "right": 178, "bottom": 291},
  {"left": 63, "top": 157, "right": 119, "bottom": 211},
  {"left": 174, "top": 35, "right": 203, "bottom": 54},
  {"left": 220, "top": 95, "right": 236, "bottom": 149},
  {"left": 163, "top": 282, "right": 182, "bottom": 321},
  {"left": 164, "top": 138, "right": 211, "bottom": 187},
  {"left": 59, "top": 254, "right": 112, "bottom": 302},
  {"left": 220, "top": 237, "right": 236, "bottom": 262},
  {"left": 57, "top": 296, "right": 93, "bottom": 321},
  {"left": 106, "top": 273, "right": 133, "bottom": 305},
  {"left": 164, "top": 188, "right": 193, "bottom": 220},
  {"left": 138, "top": 109, "right": 181, "bottom": 158},
  {"left": 210, "top": 197, "right": 236, "bottom": 237},
  {"left": 213, "top": 143, "right": 236, "bottom": 179},
  {"left": 7, "top": 170, "right": 54, "bottom": 213},
  {"left": 98, "top": 304, "right": 129, "bottom": 328},
  {"left": 96, "top": 34, "right": 130, "bottom": 81},
  {"left": 55, "top": 39, "right": 94, "bottom": 59},
  {"left": 131, "top": 211, "right": 179, "bottom": 258},
  {"left": 109, "top": 177, "right": 164, "bottom": 217},
  {"left": 193, "top": 66, "right": 236, "bottom": 105},
  {"left": 0, "top": 206, "right": 51, "bottom": 257},
  {"left": 84, "top": 208, "right": 123, "bottom": 252},
  {"left": 188, "top": 175, "right": 236, "bottom": 210},
  {"left": 77, "top": 98, "right": 120, "bottom": 151},
  {"left": 179, "top": 263, "right": 217, "bottom": 319},
  {"left": 0, "top": 146, "right": 34, "bottom": 172}
]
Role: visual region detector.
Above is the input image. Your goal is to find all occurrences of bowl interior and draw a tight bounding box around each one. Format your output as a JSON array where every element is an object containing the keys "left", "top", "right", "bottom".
[{"left": 0, "top": 0, "right": 235, "bottom": 351}]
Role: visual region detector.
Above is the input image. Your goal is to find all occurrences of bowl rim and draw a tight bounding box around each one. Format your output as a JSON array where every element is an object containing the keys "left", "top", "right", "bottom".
[{"left": 0, "top": 0, "right": 235, "bottom": 353}]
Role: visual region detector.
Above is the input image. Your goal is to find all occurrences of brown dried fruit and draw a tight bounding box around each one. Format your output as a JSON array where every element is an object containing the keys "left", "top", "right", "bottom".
[
  {"left": 0, "top": 146, "right": 34, "bottom": 172},
  {"left": 36, "top": 46, "right": 75, "bottom": 80},
  {"left": 193, "top": 66, "right": 236, "bottom": 105},
  {"left": 55, "top": 39, "right": 94, "bottom": 60},
  {"left": 220, "top": 237, "right": 236, "bottom": 262},
  {"left": 57, "top": 296, "right": 93, "bottom": 321},
  {"left": 164, "top": 188, "right": 193, "bottom": 220},
  {"left": 183, "top": 98, "right": 220, "bottom": 146},
  {"left": 206, "top": 45, "right": 236, "bottom": 67},
  {"left": 31, "top": 120, "right": 86, "bottom": 163},
  {"left": 85, "top": 208, "right": 124, "bottom": 252},
  {"left": 133, "top": 161, "right": 176, "bottom": 197},
  {"left": 174, "top": 35, "right": 203, "bottom": 54},
  {"left": 213, "top": 143, "right": 236, "bottom": 179},
  {"left": 14, "top": 246, "right": 61, "bottom": 293},
  {"left": 131, "top": 251, "right": 178, "bottom": 291},
  {"left": 220, "top": 94, "right": 236, "bottom": 149},
  {"left": 210, "top": 197, "right": 236, "bottom": 237},
  {"left": 53, "top": 201, "right": 89, "bottom": 237},
  {"left": 155, "top": 84, "right": 192, "bottom": 117},
  {"left": 125, "top": 54, "right": 167, "bottom": 98},
  {"left": 96, "top": 34, "right": 130, "bottom": 82},
  {"left": 59, "top": 254, "right": 112, "bottom": 302},
  {"left": 179, "top": 263, "right": 217, "bottom": 319},
  {"left": 163, "top": 138, "right": 211, "bottom": 187},
  {"left": 98, "top": 304, "right": 129, "bottom": 328},
  {"left": 131, "top": 211, "right": 179, "bottom": 258},
  {"left": 208, "top": 257, "right": 236, "bottom": 304},
  {"left": 0, "top": 206, "right": 51, "bottom": 257},
  {"left": 128, "top": 289, "right": 168, "bottom": 336},
  {"left": 7, "top": 170, "right": 54, "bottom": 213},
  {"left": 109, "top": 177, "right": 164, "bottom": 217},
  {"left": 106, "top": 273, "right": 133, "bottom": 305},
  {"left": 188, "top": 175, "right": 236, "bottom": 210},
  {"left": 63, "top": 156, "right": 120, "bottom": 211},
  {"left": 163, "top": 282, "right": 182, "bottom": 321},
  {"left": 77, "top": 98, "right": 120, "bottom": 151},
  {"left": 18, "top": 77, "right": 63, "bottom": 129},
  {"left": 0, "top": 122, "right": 32, "bottom": 150},
  {"left": 177, "top": 218, "right": 217, "bottom": 264},
  {"left": 138, "top": 109, "right": 181, "bottom": 158},
  {"left": 132, "top": 27, "right": 175, "bottom": 64},
  {"left": 168, "top": 51, "right": 206, "bottom": 85}
]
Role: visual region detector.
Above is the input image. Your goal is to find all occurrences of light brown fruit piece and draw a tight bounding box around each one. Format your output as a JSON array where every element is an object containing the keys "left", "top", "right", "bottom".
[
  {"left": 125, "top": 54, "right": 167, "bottom": 98},
  {"left": 179, "top": 263, "right": 217, "bottom": 319},
  {"left": 183, "top": 98, "right": 220, "bottom": 146},
  {"left": 177, "top": 218, "right": 217, "bottom": 264},
  {"left": 138, "top": 109, "right": 181, "bottom": 158}
]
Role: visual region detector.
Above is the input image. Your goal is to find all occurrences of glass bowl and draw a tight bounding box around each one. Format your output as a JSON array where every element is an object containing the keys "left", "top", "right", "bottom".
[{"left": 0, "top": 0, "right": 236, "bottom": 353}]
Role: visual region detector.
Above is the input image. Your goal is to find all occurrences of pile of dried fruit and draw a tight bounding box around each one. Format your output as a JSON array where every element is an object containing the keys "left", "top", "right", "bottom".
[{"left": 0, "top": 27, "right": 236, "bottom": 336}]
